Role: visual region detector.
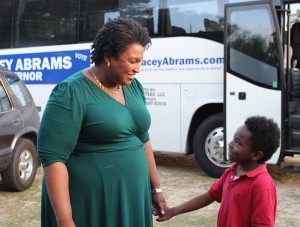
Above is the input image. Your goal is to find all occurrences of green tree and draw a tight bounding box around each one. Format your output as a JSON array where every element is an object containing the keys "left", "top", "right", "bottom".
[{"left": 291, "top": 9, "right": 300, "bottom": 24}]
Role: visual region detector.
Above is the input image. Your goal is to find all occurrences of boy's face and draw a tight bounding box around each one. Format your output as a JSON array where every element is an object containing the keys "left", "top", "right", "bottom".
[{"left": 228, "top": 125, "right": 258, "bottom": 164}]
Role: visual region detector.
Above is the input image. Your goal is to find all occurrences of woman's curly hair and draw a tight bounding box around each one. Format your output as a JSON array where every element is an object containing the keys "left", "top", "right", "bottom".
[
  {"left": 90, "top": 17, "right": 151, "bottom": 65},
  {"left": 245, "top": 116, "right": 280, "bottom": 163}
]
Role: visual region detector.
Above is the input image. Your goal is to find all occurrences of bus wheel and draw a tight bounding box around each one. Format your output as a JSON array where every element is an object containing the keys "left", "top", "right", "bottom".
[{"left": 193, "top": 113, "right": 233, "bottom": 178}]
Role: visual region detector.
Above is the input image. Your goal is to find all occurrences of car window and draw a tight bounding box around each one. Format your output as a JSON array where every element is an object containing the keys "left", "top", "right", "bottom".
[
  {"left": 5, "top": 74, "right": 33, "bottom": 108},
  {"left": 0, "top": 82, "right": 12, "bottom": 112}
]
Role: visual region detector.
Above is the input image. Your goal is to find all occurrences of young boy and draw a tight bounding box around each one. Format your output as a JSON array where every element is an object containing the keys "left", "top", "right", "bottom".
[{"left": 154, "top": 116, "right": 280, "bottom": 227}]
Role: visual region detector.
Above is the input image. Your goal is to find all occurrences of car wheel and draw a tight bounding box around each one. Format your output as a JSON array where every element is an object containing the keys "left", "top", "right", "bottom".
[
  {"left": 193, "top": 113, "right": 233, "bottom": 178},
  {"left": 1, "top": 138, "right": 38, "bottom": 191}
]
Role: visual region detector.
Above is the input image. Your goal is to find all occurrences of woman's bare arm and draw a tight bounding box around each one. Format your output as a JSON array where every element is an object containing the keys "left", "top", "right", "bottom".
[
  {"left": 43, "top": 162, "right": 75, "bottom": 227},
  {"left": 144, "top": 141, "right": 166, "bottom": 214}
]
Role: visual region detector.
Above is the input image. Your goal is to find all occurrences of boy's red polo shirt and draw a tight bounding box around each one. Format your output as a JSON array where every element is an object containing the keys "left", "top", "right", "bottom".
[{"left": 209, "top": 163, "right": 277, "bottom": 227}]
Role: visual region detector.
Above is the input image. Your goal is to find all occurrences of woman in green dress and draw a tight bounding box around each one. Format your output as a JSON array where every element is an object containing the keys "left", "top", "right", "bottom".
[{"left": 38, "top": 17, "right": 166, "bottom": 227}]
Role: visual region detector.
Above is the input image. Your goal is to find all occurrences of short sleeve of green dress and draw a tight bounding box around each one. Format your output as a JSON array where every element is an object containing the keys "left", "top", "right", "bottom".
[{"left": 38, "top": 72, "right": 153, "bottom": 227}]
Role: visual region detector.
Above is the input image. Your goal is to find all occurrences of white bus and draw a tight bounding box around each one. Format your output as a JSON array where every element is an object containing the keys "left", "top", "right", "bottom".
[{"left": 0, "top": 0, "right": 299, "bottom": 177}]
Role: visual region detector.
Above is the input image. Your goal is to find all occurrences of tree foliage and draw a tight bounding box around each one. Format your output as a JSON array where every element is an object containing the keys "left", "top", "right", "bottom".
[{"left": 291, "top": 9, "right": 300, "bottom": 24}]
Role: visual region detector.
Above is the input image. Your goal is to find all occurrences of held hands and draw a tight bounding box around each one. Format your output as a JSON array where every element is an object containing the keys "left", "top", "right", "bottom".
[
  {"left": 151, "top": 192, "right": 166, "bottom": 215},
  {"left": 152, "top": 192, "right": 175, "bottom": 222},
  {"left": 152, "top": 203, "right": 175, "bottom": 222}
]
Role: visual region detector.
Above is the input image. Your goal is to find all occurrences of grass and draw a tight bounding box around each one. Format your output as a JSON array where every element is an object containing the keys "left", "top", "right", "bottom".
[{"left": 0, "top": 167, "right": 42, "bottom": 227}]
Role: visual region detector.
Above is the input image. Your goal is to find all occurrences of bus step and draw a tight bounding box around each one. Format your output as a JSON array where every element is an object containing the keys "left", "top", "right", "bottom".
[
  {"left": 291, "top": 130, "right": 300, "bottom": 146},
  {"left": 290, "top": 114, "right": 300, "bottom": 127},
  {"left": 284, "top": 148, "right": 300, "bottom": 155},
  {"left": 281, "top": 155, "right": 300, "bottom": 173}
]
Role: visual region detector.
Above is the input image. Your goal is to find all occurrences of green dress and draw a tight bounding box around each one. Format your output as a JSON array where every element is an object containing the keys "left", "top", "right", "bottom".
[{"left": 37, "top": 72, "right": 153, "bottom": 227}]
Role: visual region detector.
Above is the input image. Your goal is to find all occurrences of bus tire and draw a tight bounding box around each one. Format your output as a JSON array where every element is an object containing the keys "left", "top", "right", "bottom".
[{"left": 193, "top": 113, "right": 233, "bottom": 178}]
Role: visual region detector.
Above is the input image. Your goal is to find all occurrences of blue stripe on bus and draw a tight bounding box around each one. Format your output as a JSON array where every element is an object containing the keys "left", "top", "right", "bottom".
[{"left": 0, "top": 49, "right": 90, "bottom": 84}]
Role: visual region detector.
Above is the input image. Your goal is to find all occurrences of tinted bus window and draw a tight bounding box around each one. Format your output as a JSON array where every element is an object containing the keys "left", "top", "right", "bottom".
[
  {"left": 79, "top": 0, "right": 156, "bottom": 42},
  {"left": 227, "top": 4, "right": 279, "bottom": 87},
  {"left": 13, "top": 0, "right": 78, "bottom": 47},
  {"left": 79, "top": 0, "right": 225, "bottom": 42},
  {"left": 119, "top": 0, "right": 157, "bottom": 37},
  {"left": 160, "top": 0, "right": 224, "bottom": 43},
  {"left": 79, "top": 0, "right": 119, "bottom": 42},
  {"left": 6, "top": 0, "right": 246, "bottom": 48},
  {"left": 0, "top": 0, "right": 12, "bottom": 48}
]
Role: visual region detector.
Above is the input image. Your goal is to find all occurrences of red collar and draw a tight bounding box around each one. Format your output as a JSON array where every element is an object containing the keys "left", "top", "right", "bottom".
[{"left": 231, "top": 163, "right": 267, "bottom": 178}]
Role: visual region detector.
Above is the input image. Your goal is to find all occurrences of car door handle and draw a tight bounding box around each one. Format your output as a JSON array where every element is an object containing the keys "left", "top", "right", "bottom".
[{"left": 13, "top": 118, "right": 21, "bottom": 124}]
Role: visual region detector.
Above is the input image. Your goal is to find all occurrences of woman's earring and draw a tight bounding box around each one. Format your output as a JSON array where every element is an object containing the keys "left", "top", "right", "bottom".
[{"left": 107, "top": 62, "right": 110, "bottom": 67}]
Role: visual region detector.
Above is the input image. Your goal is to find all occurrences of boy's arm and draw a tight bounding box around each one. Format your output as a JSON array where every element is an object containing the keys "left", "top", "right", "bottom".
[{"left": 156, "top": 192, "right": 215, "bottom": 222}]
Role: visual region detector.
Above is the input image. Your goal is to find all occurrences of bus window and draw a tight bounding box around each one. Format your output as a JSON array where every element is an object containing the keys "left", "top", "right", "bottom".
[
  {"left": 79, "top": 0, "right": 156, "bottom": 42},
  {"left": 227, "top": 4, "right": 279, "bottom": 87},
  {"left": 79, "top": 0, "right": 229, "bottom": 42},
  {"left": 119, "top": 0, "right": 157, "bottom": 37},
  {"left": 0, "top": 0, "right": 12, "bottom": 48},
  {"left": 79, "top": 0, "right": 118, "bottom": 42},
  {"left": 169, "top": 0, "right": 222, "bottom": 33},
  {"left": 161, "top": 0, "right": 224, "bottom": 42},
  {"left": 13, "top": 0, "right": 78, "bottom": 47}
]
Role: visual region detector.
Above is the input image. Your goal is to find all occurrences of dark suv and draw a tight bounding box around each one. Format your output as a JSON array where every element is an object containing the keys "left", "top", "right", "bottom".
[{"left": 0, "top": 66, "right": 40, "bottom": 191}]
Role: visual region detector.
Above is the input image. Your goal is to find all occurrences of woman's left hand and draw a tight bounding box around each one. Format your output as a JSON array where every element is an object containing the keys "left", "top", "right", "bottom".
[{"left": 152, "top": 192, "right": 166, "bottom": 215}]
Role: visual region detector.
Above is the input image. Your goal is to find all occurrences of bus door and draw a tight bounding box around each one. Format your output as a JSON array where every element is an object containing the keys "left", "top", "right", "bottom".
[{"left": 224, "top": 0, "right": 284, "bottom": 163}]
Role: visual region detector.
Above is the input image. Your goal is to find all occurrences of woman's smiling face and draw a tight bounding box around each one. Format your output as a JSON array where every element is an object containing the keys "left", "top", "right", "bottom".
[{"left": 109, "top": 43, "right": 144, "bottom": 86}]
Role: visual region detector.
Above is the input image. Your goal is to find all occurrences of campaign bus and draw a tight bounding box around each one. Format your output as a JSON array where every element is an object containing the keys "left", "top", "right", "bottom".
[{"left": 0, "top": 0, "right": 299, "bottom": 177}]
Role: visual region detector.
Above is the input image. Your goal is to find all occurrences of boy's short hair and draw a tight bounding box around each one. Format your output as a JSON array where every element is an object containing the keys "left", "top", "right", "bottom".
[{"left": 245, "top": 116, "right": 280, "bottom": 163}]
